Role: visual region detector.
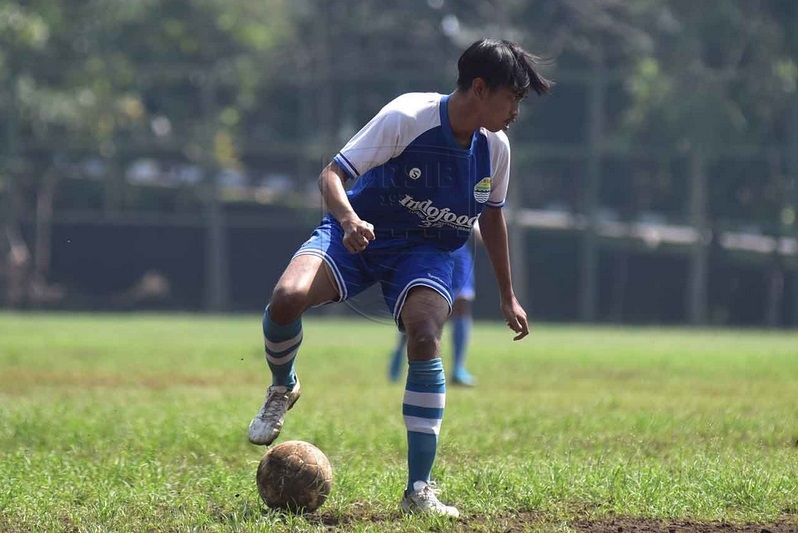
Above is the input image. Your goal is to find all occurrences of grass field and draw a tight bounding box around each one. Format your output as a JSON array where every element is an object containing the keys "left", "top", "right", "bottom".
[{"left": 1, "top": 312, "right": 797, "bottom": 532}]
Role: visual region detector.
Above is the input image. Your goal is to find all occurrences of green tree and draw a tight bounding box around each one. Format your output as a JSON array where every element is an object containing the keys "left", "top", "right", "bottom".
[
  {"left": 0, "top": 0, "right": 291, "bottom": 307},
  {"left": 619, "top": 1, "right": 795, "bottom": 324}
]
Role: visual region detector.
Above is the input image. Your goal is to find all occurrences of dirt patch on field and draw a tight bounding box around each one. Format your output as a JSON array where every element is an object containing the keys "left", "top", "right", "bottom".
[
  {"left": 568, "top": 517, "right": 797, "bottom": 532},
  {"left": 314, "top": 502, "right": 401, "bottom": 527},
  {"left": 310, "top": 509, "right": 797, "bottom": 532}
]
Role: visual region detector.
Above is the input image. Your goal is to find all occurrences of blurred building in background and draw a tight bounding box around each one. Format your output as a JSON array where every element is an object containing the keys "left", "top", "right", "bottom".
[{"left": 1, "top": 0, "right": 797, "bottom": 326}]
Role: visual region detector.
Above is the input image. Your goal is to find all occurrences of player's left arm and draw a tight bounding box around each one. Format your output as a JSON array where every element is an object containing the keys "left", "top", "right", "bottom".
[{"left": 478, "top": 206, "right": 529, "bottom": 341}]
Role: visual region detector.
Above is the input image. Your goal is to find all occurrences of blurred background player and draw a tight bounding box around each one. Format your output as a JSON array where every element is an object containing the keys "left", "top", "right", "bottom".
[{"left": 389, "top": 227, "right": 481, "bottom": 386}]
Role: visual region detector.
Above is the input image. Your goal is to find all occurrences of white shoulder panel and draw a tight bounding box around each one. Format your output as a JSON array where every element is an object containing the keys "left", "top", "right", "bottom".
[
  {"left": 484, "top": 129, "right": 511, "bottom": 207},
  {"left": 334, "top": 93, "right": 442, "bottom": 179}
]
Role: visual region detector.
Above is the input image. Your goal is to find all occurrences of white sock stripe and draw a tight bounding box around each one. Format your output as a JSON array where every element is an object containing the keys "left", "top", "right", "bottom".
[
  {"left": 266, "top": 346, "right": 299, "bottom": 365},
  {"left": 403, "top": 390, "right": 446, "bottom": 409},
  {"left": 404, "top": 416, "right": 441, "bottom": 435},
  {"left": 264, "top": 331, "right": 303, "bottom": 353}
]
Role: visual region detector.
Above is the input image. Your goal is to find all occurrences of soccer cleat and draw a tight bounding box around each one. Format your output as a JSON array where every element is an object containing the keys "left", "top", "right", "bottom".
[
  {"left": 401, "top": 481, "right": 460, "bottom": 518},
  {"left": 248, "top": 379, "right": 301, "bottom": 445},
  {"left": 451, "top": 368, "right": 476, "bottom": 387}
]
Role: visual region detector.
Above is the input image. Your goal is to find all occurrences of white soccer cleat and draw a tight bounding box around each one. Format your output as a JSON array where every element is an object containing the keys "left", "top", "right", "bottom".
[
  {"left": 248, "top": 379, "right": 301, "bottom": 446},
  {"left": 401, "top": 481, "right": 460, "bottom": 518}
]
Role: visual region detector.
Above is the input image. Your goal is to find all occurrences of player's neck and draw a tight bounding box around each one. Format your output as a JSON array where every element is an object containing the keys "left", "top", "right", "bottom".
[{"left": 447, "top": 91, "right": 480, "bottom": 148}]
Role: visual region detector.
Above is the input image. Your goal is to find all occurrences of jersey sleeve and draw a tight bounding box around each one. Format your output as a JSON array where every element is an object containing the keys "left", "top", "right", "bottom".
[
  {"left": 332, "top": 108, "right": 405, "bottom": 181},
  {"left": 486, "top": 131, "right": 510, "bottom": 207}
]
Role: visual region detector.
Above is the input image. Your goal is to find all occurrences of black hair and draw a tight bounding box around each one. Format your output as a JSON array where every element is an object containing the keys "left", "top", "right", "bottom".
[{"left": 456, "top": 39, "right": 552, "bottom": 96}]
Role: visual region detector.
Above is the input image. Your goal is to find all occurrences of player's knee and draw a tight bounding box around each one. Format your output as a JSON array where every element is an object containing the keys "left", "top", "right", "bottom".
[
  {"left": 405, "top": 321, "right": 441, "bottom": 356},
  {"left": 269, "top": 282, "right": 309, "bottom": 323}
]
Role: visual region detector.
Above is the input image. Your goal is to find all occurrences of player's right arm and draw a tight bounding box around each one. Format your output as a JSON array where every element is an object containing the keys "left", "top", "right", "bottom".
[
  {"left": 318, "top": 163, "right": 375, "bottom": 254},
  {"left": 322, "top": 97, "right": 412, "bottom": 253}
]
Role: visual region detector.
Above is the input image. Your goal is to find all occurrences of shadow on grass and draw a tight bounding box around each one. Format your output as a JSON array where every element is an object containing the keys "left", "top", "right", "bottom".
[{"left": 221, "top": 502, "right": 796, "bottom": 532}]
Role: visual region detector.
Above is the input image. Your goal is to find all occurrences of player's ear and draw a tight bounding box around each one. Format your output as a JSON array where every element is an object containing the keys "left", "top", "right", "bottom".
[{"left": 472, "top": 77, "right": 489, "bottom": 99}]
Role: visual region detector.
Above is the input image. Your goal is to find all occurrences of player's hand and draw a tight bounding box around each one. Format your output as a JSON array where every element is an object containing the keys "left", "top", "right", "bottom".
[
  {"left": 500, "top": 295, "right": 530, "bottom": 341},
  {"left": 340, "top": 216, "right": 375, "bottom": 254}
]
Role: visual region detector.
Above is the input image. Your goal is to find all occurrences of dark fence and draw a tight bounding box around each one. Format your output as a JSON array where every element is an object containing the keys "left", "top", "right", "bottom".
[{"left": 29, "top": 211, "right": 795, "bottom": 326}]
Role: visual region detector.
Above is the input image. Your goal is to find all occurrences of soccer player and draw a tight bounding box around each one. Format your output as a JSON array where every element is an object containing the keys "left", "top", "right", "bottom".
[
  {"left": 388, "top": 237, "right": 479, "bottom": 387},
  {"left": 248, "top": 39, "right": 551, "bottom": 517}
]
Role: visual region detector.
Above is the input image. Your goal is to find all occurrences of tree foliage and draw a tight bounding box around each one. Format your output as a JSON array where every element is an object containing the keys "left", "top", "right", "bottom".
[{"left": 1, "top": 0, "right": 796, "bottom": 310}]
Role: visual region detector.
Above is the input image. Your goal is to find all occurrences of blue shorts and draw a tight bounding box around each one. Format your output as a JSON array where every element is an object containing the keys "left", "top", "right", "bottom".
[
  {"left": 452, "top": 245, "right": 475, "bottom": 301},
  {"left": 294, "top": 217, "right": 455, "bottom": 325}
]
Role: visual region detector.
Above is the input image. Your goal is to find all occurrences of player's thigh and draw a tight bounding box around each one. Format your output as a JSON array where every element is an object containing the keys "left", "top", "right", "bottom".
[
  {"left": 401, "top": 287, "right": 449, "bottom": 360},
  {"left": 271, "top": 254, "right": 339, "bottom": 321}
]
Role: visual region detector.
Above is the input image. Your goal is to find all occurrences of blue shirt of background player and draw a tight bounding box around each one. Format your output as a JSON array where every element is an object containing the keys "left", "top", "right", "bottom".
[{"left": 332, "top": 92, "right": 510, "bottom": 252}]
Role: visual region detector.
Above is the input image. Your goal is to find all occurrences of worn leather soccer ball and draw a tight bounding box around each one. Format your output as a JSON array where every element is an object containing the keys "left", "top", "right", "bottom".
[{"left": 256, "top": 440, "right": 333, "bottom": 513}]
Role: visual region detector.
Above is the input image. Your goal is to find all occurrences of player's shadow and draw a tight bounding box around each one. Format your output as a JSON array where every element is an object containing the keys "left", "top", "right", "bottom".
[
  {"left": 257, "top": 503, "right": 402, "bottom": 526},
  {"left": 311, "top": 508, "right": 404, "bottom": 527}
]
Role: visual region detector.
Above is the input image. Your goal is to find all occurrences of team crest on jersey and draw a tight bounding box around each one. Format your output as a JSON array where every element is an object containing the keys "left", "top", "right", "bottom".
[{"left": 473, "top": 177, "right": 491, "bottom": 203}]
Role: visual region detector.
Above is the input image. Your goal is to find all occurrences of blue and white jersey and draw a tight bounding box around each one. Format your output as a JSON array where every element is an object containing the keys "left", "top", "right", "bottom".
[{"left": 332, "top": 92, "right": 510, "bottom": 251}]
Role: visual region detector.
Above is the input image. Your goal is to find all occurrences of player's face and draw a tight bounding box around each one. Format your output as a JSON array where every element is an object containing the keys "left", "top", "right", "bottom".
[{"left": 481, "top": 86, "right": 523, "bottom": 133}]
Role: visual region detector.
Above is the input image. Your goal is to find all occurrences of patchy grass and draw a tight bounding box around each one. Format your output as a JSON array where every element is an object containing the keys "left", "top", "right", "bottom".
[{"left": 1, "top": 312, "right": 797, "bottom": 531}]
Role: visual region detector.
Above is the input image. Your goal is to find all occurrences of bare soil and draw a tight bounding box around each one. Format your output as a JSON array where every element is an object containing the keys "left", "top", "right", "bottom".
[
  {"left": 312, "top": 508, "right": 798, "bottom": 532},
  {"left": 569, "top": 516, "right": 797, "bottom": 533}
]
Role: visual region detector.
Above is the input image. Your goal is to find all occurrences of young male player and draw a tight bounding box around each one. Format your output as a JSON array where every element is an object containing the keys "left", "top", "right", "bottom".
[
  {"left": 388, "top": 237, "right": 479, "bottom": 386},
  {"left": 248, "top": 39, "right": 551, "bottom": 517}
]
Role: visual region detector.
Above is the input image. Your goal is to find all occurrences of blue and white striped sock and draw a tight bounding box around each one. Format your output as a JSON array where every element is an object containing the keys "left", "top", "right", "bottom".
[
  {"left": 403, "top": 357, "right": 445, "bottom": 492},
  {"left": 262, "top": 306, "right": 302, "bottom": 389}
]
